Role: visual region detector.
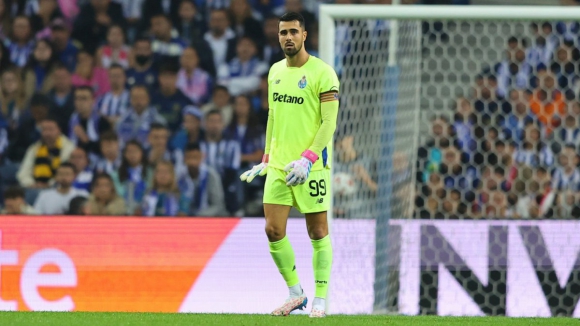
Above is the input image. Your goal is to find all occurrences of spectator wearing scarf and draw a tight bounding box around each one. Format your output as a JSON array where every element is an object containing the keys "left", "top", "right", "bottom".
[
  {"left": 141, "top": 161, "right": 180, "bottom": 217},
  {"left": 178, "top": 142, "right": 226, "bottom": 216},
  {"left": 68, "top": 86, "right": 112, "bottom": 157}
]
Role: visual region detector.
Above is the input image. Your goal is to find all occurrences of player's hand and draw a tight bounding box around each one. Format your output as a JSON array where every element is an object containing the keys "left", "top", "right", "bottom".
[
  {"left": 240, "top": 154, "right": 269, "bottom": 183},
  {"left": 284, "top": 150, "right": 318, "bottom": 186}
]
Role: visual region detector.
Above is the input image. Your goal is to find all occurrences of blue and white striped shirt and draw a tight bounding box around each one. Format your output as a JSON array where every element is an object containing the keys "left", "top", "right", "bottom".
[
  {"left": 200, "top": 138, "right": 241, "bottom": 174},
  {"left": 551, "top": 167, "right": 580, "bottom": 191},
  {"left": 97, "top": 90, "right": 130, "bottom": 118}
]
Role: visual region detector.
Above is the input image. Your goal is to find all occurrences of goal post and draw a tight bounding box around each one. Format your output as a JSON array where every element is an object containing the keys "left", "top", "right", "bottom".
[{"left": 320, "top": 4, "right": 580, "bottom": 316}]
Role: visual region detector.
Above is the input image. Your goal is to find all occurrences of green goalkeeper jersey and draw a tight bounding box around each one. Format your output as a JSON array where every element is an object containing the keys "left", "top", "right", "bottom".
[{"left": 267, "top": 56, "right": 340, "bottom": 172}]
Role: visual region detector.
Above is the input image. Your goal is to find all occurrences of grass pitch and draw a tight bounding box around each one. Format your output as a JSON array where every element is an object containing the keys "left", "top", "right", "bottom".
[{"left": 0, "top": 312, "right": 575, "bottom": 326}]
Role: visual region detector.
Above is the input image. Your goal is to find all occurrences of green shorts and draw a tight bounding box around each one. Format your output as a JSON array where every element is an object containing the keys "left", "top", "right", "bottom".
[{"left": 263, "top": 168, "right": 330, "bottom": 214}]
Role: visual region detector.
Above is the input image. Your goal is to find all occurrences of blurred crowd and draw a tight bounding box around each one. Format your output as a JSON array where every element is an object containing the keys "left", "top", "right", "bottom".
[
  {"left": 416, "top": 21, "right": 580, "bottom": 219},
  {"left": 0, "top": 0, "right": 337, "bottom": 216}
]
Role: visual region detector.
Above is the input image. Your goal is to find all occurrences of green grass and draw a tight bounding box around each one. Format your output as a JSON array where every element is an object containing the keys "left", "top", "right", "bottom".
[{"left": 0, "top": 312, "right": 576, "bottom": 326}]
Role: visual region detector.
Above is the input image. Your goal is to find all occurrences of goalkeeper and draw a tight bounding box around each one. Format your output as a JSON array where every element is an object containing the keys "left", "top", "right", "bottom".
[{"left": 240, "top": 11, "right": 339, "bottom": 319}]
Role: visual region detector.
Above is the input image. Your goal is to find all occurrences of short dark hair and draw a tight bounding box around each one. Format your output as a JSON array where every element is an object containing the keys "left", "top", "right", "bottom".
[
  {"left": 279, "top": 12, "right": 306, "bottom": 29},
  {"left": 213, "top": 85, "right": 229, "bottom": 94},
  {"left": 58, "top": 162, "right": 77, "bottom": 174},
  {"left": 185, "top": 142, "right": 201, "bottom": 153},
  {"left": 159, "top": 62, "right": 179, "bottom": 75},
  {"left": 109, "top": 63, "right": 125, "bottom": 72},
  {"left": 100, "top": 130, "right": 119, "bottom": 142},
  {"left": 134, "top": 36, "right": 151, "bottom": 46},
  {"left": 130, "top": 84, "right": 149, "bottom": 93},
  {"left": 4, "top": 186, "right": 25, "bottom": 200},
  {"left": 206, "top": 109, "right": 222, "bottom": 120},
  {"left": 150, "top": 122, "right": 168, "bottom": 132},
  {"left": 91, "top": 173, "right": 115, "bottom": 192},
  {"left": 29, "top": 93, "right": 52, "bottom": 108},
  {"left": 74, "top": 85, "right": 94, "bottom": 96}
]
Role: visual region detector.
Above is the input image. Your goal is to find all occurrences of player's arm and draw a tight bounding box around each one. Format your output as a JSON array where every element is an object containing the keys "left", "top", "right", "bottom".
[
  {"left": 307, "top": 91, "right": 339, "bottom": 156},
  {"left": 285, "top": 66, "right": 340, "bottom": 186}
]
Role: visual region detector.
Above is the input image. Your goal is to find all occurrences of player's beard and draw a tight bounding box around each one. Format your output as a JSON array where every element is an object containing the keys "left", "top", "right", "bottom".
[{"left": 283, "top": 42, "right": 302, "bottom": 57}]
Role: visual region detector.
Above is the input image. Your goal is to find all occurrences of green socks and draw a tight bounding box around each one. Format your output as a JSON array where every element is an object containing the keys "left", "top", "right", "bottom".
[
  {"left": 269, "top": 236, "right": 300, "bottom": 287},
  {"left": 312, "top": 235, "right": 333, "bottom": 298},
  {"left": 269, "top": 235, "right": 333, "bottom": 300}
]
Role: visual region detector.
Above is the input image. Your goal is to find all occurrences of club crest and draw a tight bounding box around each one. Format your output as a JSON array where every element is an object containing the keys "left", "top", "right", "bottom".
[{"left": 298, "top": 76, "right": 307, "bottom": 89}]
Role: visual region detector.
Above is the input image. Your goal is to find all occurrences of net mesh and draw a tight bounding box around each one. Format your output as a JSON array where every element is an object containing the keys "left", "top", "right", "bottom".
[{"left": 330, "top": 15, "right": 580, "bottom": 316}]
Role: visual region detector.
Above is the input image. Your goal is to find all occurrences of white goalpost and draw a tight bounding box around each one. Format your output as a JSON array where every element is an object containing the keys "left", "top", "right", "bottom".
[{"left": 320, "top": 4, "right": 580, "bottom": 316}]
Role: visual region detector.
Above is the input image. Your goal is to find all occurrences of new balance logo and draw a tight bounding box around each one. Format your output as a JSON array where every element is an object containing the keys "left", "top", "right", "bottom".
[
  {"left": 292, "top": 265, "right": 296, "bottom": 271},
  {"left": 316, "top": 198, "right": 324, "bottom": 204},
  {"left": 315, "top": 280, "right": 328, "bottom": 284},
  {"left": 275, "top": 79, "right": 281, "bottom": 84}
]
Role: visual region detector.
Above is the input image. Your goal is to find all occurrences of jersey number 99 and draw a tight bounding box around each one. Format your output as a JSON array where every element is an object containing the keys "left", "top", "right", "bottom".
[{"left": 309, "top": 180, "right": 327, "bottom": 197}]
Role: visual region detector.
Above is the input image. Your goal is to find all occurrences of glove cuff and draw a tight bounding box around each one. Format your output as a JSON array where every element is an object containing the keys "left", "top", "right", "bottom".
[
  {"left": 262, "top": 154, "right": 270, "bottom": 163},
  {"left": 301, "top": 150, "right": 318, "bottom": 164}
]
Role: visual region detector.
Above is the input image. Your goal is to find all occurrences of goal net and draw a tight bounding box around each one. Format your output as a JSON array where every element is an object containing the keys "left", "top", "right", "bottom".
[{"left": 323, "top": 5, "right": 580, "bottom": 317}]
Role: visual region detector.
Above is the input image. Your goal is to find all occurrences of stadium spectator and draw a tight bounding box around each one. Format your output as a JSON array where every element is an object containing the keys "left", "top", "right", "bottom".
[
  {"left": 333, "top": 135, "right": 378, "bottom": 219},
  {"left": 116, "top": 85, "right": 166, "bottom": 146},
  {"left": 49, "top": 18, "right": 81, "bottom": 72},
  {"left": 65, "top": 195, "right": 89, "bottom": 215},
  {"left": 95, "top": 24, "right": 130, "bottom": 69},
  {"left": 46, "top": 64, "right": 75, "bottom": 132},
  {"left": 512, "top": 123, "right": 555, "bottom": 168},
  {"left": 69, "top": 146, "right": 94, "bottom": 192},
  {"left": 225, "top": 95, "right": 263, "bottom": 168},
  {"left": 114, "top": 0, "right": 144, "bottom": 43},
  {"left": 150, "top": 14, "right": 186, "bottom": 65},
  {"left": 69, "top": 86, "right": 112, "bottom": 156},
  {"left": 4, "top": 15, "right": 35, "bottom": 68},
  {"left": 0, "top": 0, "right": 12, "bottom": 40},
  {"left": 170, "top": 105, "right": 205, "bottom": 152},
  {"left": 529, "top": 70, "right": 566, "bottom": 135},
  {"left": 71, "top": 50, "right": 111, "bottom": 98},
  {"left": 550, "top": 44, "right": 579, "bottom": 99},
  {"left": 0, "top": 42, "right": 13, "bottom": 74},
  {"left": 176, "top": 0, "right": 204, "bottom": 44},
  {"left": 22, "top": 38, "right": 59, "bottom": 103},
  {"left": 146, "top": 123, "right": 184, "bottom": 172},
  {"left": 1, "top": 186, "right": 36, "bottom": 214},
  {"left": 33, "top": 162, "right": 89, "bottom": 214},
  {"left": 551, "top": 144, "right": 580, "bottom": 191},
  {"left": 5, "top": 93, "right": 49, "bottom": 162},
  {"left": 472, "top": 74, "right": 510, "bottom": 126},
  {"left": 139, "top": 0, "right": 181, "bottom": 35},
  {"left": 72, "top": 0, "right": 126, "bottom": 55},
  {"left": 110, "top": 139, "right": 152, "bottom": 215},
  {"left": 86, "top": 172, "right": 125, "bottom": 215},
  {"left": 201, "top": 85, "right": 233, "bottom": 126},
  {"left": 452, "top": 97, "right": 477, "bottom": 157},
  {"left": 94, "top": 130, "right": 121, "bottom": 174},
  {"left": 178, "top": 142, "right": 227, "bottom": 216},
  {"left": 0, "top": 67, "right": 26, "bottom": 132},
  {"left": 16, "top": 118, "right": 75, "bottom": 189},
  {"left": 201, "top": 109, "right": 241, "bottom": 214},
  {"left": 29, "top": 0, "right": 63, "bottom": 36},
  {"left": 96, "top": 64, "right": 129, "bottom": 126},
  {"left": 204, "top": 9, "right": 237, "bottom": 71},
  {"left": 125, "top": 37, "right": 158, "bottom": 91},
  {"left": 261, "top": 15, "right": 285, "bottom": 66},
  {"left": 140, "top": 160, "right": 181, "bottom": 216},
  {"left": 217, "top": 36, "right": 268, "bottom": 96},
  {"left": 151, "top": 63, "right": 193, "bottom": 131},
  {"left": 527, "top": 23, "right": 557, "bottom": 70},
  {"left": 228, "top": 0, "right": 264, "bottom": 45},
  {"left": 501, "top": 89, "right": 535, "bottom": 143},
  {"left": 177, "top": 47, "right": 213, "bottom": 106}
]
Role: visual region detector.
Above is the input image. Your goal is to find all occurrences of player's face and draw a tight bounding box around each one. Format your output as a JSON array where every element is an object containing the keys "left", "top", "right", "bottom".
[{"left": 278, "top": 20, "right": 306, "bottom": 57}]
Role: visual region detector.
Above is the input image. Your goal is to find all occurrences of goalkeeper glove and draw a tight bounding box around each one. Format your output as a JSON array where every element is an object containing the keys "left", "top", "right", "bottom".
[
  {"left": 284, "top": 150, "right": 318, "bottom": 186},
  {"left": 240, "top": 154, "right": 269, "bottom": 183}
]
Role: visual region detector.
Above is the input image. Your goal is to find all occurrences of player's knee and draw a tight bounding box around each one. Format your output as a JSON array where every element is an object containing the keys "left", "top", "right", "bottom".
[
  {"left": 308, "top": 226, "right": 328, "bottom": 240},
  {"left": 265, "top": 224, "right": 285, "bottom": 242}
]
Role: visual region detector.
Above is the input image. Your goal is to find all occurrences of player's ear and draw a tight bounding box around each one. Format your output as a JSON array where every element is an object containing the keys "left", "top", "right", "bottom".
[{"left": 303, "top": 30, "right": 307, "bottom": 41}]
